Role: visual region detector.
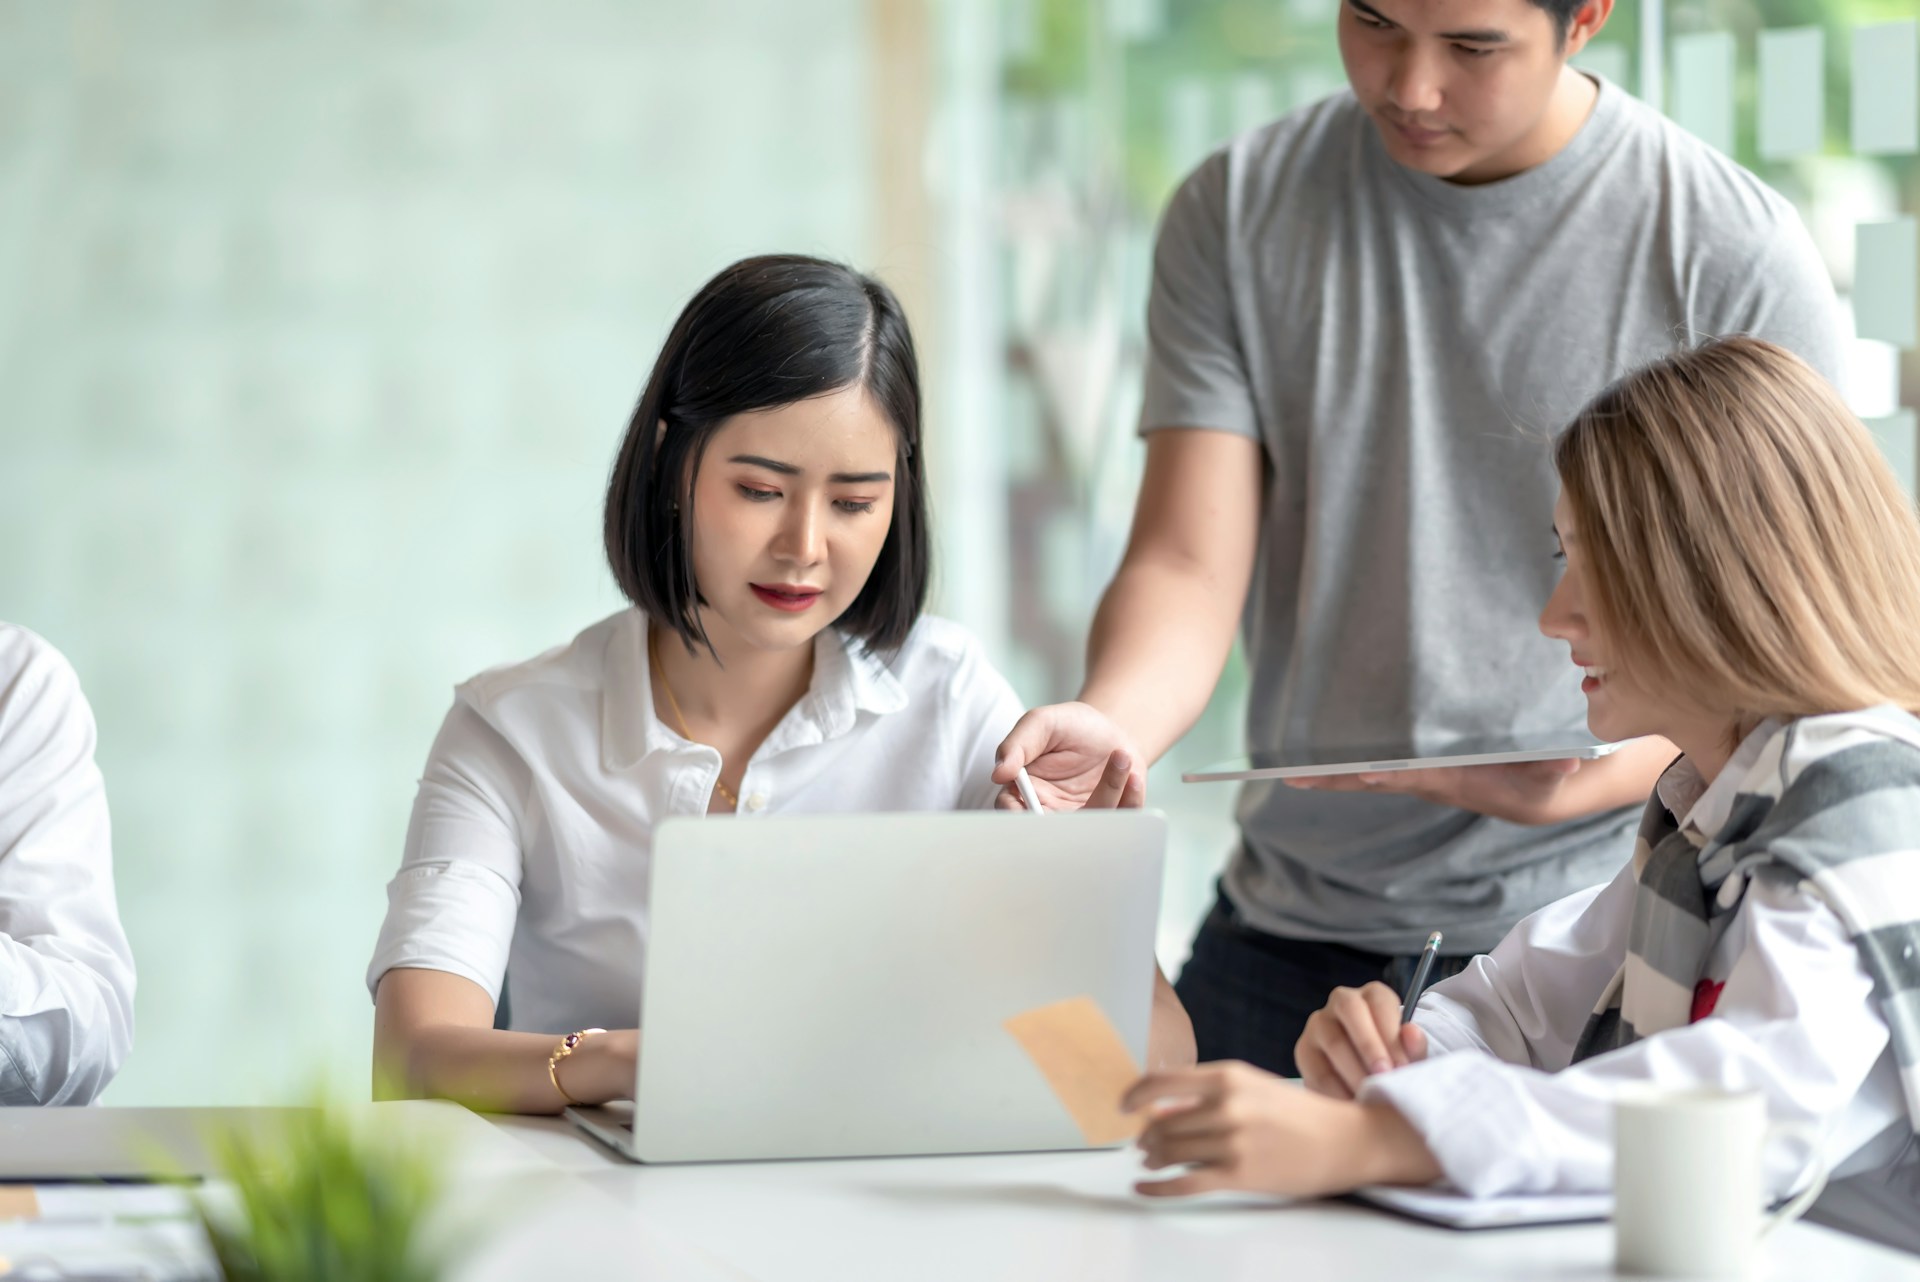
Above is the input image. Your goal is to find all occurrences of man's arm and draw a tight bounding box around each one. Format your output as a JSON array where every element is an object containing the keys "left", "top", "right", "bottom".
[
  {"left": 996, "top": 148, "right": 1262, "bottom": 803},
  {"left": 993, "top": 429, "right": 1262, "bottom": 808},
  {"left": 1082, "top": 428, "right": 1264, "bottom": 759},
  {"left": 993, "top": 428, "right": 1262, "bottom": 806}
]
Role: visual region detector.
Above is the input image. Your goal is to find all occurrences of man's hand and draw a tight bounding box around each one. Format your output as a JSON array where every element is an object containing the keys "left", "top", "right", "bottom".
[
  {"left": 993, "top": 702, "right": 1146, "bottom": 812},
  {"left": 1282, "top": 736, "right": 1676, "bottom": 826},
  {"left": 1284, "top": 758, "right": 1583, "bottom": 825},
  {"left": 1123, "top": 1062, "right": 1442, "bottom": 1198},
  {"left": 1294, "top": 982, "right": 1428, "bottom": 1100}
]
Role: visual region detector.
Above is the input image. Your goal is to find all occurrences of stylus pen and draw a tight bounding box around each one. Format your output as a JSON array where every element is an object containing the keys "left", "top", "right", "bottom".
[
  {"left": 1015, "top": 765, "right": 1045, "bottom": 815},
  {"left": 1400, "top": 930, "right": 1444, "bottom": 1024}
]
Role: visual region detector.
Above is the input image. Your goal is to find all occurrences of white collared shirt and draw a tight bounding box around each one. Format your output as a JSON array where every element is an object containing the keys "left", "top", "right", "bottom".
[
  {"left": 0, "top": 624, "right": 136, "bottom": 1104},
  {"left": 366, "top": 609, "right": 1024, "bottom": 1036},
  {"left": 1362, "top": 728, "right": 1916, "bottom": 1199}
]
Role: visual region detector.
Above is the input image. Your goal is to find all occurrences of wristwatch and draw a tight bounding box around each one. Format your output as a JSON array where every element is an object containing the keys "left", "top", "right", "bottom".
[{"left": 547, "top": 1027, "right": 607, "bottom": 1106}]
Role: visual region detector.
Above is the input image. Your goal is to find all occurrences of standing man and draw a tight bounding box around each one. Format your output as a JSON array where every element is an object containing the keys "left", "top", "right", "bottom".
[{"left": 995, "top": 0, "right": 1842, "bottom": 1073}]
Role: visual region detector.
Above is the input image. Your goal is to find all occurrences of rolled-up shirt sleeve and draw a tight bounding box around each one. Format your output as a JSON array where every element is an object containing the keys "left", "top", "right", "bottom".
[
  {"left": 1363, "top": 868, "right": 1895, "bottom": 1199},
  {"left": 366, "top": 698, "right": 529, "bottom": 1008},
  {"left": 1412, "top": 866, "right": 1633, "bottom": 1064},
  {"left": 0, "top": 633, "right": 136, "bottom": 1105}
]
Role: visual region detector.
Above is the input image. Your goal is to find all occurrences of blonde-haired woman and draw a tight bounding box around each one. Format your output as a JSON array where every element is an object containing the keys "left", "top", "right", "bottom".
[{"left": 1123, "top": 336, "right": 1920, "bottom": 1204}]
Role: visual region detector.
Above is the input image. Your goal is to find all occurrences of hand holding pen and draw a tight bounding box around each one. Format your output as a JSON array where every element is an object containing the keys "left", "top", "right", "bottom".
[
  {"left": 997, "top": 745, "right": 1143, "bottom": 813},
  {"left": 991, "top": 702, "right": 1146, "bottom": 812},
  {"left": 1292, "top": 930, "right": 1443, "bottom": 1101},
  {"left": 1015, "top": 766, "right": 1046, "bottom": 815}
]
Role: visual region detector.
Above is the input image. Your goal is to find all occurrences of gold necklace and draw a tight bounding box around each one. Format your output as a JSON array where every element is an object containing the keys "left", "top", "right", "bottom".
[{"left": 649, "top": 628, "right": 739, "bottom": 809}]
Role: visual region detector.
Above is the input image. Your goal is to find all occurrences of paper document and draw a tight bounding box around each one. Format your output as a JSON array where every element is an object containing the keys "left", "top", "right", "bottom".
[
  {"left": 1003, "top": 995, "right": 1144, "bottom": 1145},
  {"left": 0, "top": 1186, "right": 36, "bottom": 1221},
  {"left": 1354, "top": 1183, "right": 1611, "bottom": 1229}
]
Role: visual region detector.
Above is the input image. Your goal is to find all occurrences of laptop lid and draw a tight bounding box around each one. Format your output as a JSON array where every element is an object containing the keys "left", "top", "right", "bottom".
[{"left": 629, "top": 810, "right": 1166, "bottom": 1163}]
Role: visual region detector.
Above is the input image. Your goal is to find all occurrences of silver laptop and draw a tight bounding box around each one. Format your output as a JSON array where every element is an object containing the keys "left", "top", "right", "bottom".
[{"left": 566, "top": 809, "right": 1166, "bottom": 1164}]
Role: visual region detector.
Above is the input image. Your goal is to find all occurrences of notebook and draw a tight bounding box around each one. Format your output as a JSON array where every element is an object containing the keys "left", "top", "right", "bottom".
[{"left": 1353, "top": 1184, "right": 1612, "bottom": 1229}]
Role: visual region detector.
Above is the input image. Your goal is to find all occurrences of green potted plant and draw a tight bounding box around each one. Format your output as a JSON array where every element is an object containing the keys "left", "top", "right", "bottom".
[{"left": 192, "top": 1098, "right": 451, "bottom": 1282}]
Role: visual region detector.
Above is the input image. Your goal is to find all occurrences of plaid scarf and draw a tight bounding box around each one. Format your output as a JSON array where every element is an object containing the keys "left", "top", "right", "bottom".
[{"left": 1570, "top": 708, "right": 1920, "bottom": 1137}]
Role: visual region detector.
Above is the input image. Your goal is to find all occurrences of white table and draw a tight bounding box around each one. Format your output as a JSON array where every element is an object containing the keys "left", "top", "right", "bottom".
[
  {"left": 0, "top": 1107, "right": 1912, "bottom": 1281},
  {"left": 483, "top": 1113, "right": 1920, "bottom": 1282}
]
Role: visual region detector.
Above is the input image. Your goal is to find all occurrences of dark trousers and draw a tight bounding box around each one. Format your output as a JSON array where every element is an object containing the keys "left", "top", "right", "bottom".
[{"left": 1173, "top": 887, "right": 1471, "bottom": 1076}]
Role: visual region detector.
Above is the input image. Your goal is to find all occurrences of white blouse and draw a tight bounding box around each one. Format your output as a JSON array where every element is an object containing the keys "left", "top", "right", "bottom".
[
  {"left": 0, "top": 624, "right": 136, "bottom": 1104},
  {"left": 1362, "top": 753, "right": 1916, "bottom": 1199},
  {"left": 366, "top": 609, "right": 1025, "bottom": 1036}
]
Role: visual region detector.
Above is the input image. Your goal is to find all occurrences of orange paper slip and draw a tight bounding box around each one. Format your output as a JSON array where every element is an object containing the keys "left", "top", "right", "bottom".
[
  {"left": 1003, "top": 995, "right": 1144, "bottom": 1145},
  {"left": 0, "top": 1186, "right": 38, "bottom": 1221}
]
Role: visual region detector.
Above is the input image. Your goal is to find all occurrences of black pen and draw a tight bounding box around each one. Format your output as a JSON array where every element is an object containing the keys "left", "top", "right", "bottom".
[{"left": 1400, "top": 930, "right": 1444, "bottom": 1024}]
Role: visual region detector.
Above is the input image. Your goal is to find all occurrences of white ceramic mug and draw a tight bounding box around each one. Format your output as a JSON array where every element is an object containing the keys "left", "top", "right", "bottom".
[{"left": 1614, "top": 1088, "right": 1830, "bottom": 1278}]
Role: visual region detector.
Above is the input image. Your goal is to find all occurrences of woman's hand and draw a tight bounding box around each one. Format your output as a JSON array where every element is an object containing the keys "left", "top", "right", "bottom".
[
  {"left": 374, "top": 968, "right": 644, "bottom": 1113},
  {"left": 553, "top": 1028, "right": 642, "bottom": 1105},
  {"left": 1295, "top": 982, "right": 1429, "bottom": 1099},
  {"left": 1123, "top": 1062, "right": 1441, "bottom": 1199},
  {"left": 993, "top": 702, "right": 1145, "bottom": 811}
]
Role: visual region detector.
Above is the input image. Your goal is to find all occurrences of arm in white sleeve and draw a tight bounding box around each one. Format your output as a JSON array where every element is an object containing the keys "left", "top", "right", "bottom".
[
  {"left": 0, "top": 633, "right": 136, "bottom": 1104},
  {"left": 1363, "top": 868, "right": 1893, "bottom": 1198},
  {"left": 1413, "top": 864, "right": 1634, "bottom": 1065},
  {"left": 365, "top": 699, "right": 528, "bottom": 1009}
]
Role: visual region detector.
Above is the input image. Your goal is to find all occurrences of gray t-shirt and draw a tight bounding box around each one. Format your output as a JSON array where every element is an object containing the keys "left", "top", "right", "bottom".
[{"left": 1141, "top": 78, "right": 1842, "bottom": 954}]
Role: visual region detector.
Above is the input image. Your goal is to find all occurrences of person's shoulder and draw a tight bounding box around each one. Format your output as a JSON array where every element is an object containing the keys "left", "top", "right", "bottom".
[
  {"left": 1730, "top": 711, "right": 1920, "bottom": 883},
  {"left": 0, "top": 623, "right": 94, "bottom": 764},
  {"left": 1167, "top": 90, "right": 1364, "bottom": 221},
  {"left": 875, "top": 617, "right": 1024, "bottom": 748},
  {"left": 456, "top": 609, "right": 635, "bottom": 714},
  {"left": 0, "top": 623, "right": 85, "bottom": 718},
  {"left": 1231, "top": 89, "right": 1363, "bottom": 163},
  {"left": 880, "top": 615, "right": 1016, "bottom": 703},
  {"left": 882, "top": 614, "right": 989, "bottom": 677},
  {"left": 1608, "top": 90, "right": 1803, "bottom": 239},
  {"left": 1733, "top": 709, "right": 1920, "bottom": 843},
  {"left": 1776, "top": 708, "right": 1920, "bottom": 781},
  {"left": 0, "top": 622, "right": 67, "bottom": 685}
]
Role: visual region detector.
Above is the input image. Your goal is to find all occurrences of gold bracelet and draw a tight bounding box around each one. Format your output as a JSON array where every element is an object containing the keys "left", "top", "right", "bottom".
[{"left": 547, "top": 1027, "right": 606, "bottom": 1106}]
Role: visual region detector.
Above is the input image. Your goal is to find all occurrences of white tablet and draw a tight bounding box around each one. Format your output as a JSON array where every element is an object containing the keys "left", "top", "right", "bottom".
[{"left": 1182, "top": 733, "right": 1628, "bottom": 782}]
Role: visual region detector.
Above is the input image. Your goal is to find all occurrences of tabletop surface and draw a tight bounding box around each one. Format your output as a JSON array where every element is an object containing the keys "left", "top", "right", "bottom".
[
  {"left": 481, "top": 1112, "right": 1920, "bottom": 1282},
  {"left": 0, "top": 1106, "right": 1912, "bottom": 1281}
]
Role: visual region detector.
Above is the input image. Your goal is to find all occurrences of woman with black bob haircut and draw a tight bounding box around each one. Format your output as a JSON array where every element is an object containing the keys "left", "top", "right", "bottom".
[
  {"left": 367, "top": 255, "right": 1199, "bottom": 1114},
  {"left": 606, "top": 254, "right": 929, "bottom": 657}
]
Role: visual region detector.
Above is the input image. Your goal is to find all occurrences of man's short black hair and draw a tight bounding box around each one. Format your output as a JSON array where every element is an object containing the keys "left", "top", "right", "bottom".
[
  {"left": 1529, "top": 0, "right": 1585, "bottom": 42},
  {"left": 603, "top": 254, "right": 929, "bottom": 656}
]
